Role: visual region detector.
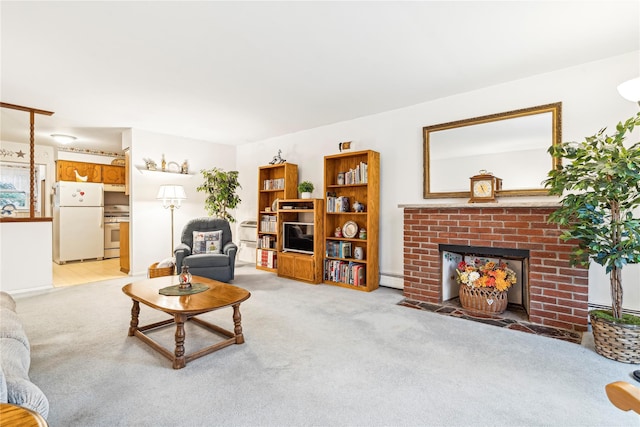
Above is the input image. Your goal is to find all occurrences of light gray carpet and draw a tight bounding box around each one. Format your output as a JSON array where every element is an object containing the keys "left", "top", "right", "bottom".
[{"left": 13, "top": 266, "right": 640, "bottom": 426}]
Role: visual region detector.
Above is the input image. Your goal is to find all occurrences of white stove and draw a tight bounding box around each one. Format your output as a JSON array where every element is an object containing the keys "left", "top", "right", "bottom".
[{"left": 104, "top": 205, "right": 129, "bottom": 258}]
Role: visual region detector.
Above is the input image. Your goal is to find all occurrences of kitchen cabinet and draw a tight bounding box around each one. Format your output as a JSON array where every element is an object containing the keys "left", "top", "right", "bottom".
[
  {"left": 120, "top": 221, "right": 130, "bottom": 273},
  {"left": 124, "top": 149, "right": 130, "bottom": 195},
  {"left": 102, "top": 165, "right": 125, "bottom": 184},
  {"left": 56, "top": 160, "right": 125, "bottom": 185},
  {"left": 56, "top": 160, "right": 102, "bottom": 183}
]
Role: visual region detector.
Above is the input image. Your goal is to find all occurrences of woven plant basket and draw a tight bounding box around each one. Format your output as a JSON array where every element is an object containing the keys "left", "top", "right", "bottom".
[
  {"left": 148, "top": 262, "right": 174, "bottom": 278},
  {"left": 459, "top": 285, "right": 508, "bottom": 315},
  {"left": 590, "top": 313, "right": 640, "bottom": 364}
]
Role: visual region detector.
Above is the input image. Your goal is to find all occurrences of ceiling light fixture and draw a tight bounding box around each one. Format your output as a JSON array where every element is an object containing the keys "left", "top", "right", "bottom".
[
  {"left": 617, "top": 77, "right": 640, "bottom": 105},
  {"left": 51, "top": 134, "right": 77, "bottom": 144}
]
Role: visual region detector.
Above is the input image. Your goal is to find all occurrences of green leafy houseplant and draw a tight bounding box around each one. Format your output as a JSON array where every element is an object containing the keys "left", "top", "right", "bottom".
[
  {"left": 544, "top": 113, "right": 640, "bottom": 324},
  {"left": 298, "top": 181, "right": 314, "bottom": 194},
  {"left": 197, "top": 168, "right": 241, "bottom": 223}
]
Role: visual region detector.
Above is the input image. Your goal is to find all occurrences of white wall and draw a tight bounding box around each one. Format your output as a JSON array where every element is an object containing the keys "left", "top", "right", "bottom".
[
  {"left": 128, "top": 129, "right": 237, "bottom": 275},
  {"left": 235, "top": 51, "right": 640, "bottom": 309},
  {"left": 0, "top": 222, "right": 53, "bottom": 293}
]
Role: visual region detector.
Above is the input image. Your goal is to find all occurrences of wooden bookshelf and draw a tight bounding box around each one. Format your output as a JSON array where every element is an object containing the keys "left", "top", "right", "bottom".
[
  {"left": 276, "top": 199, "right": 324, "bottom": 284},
  {"left": 323, "top": 150, "right": 380, "bottom": 291},
  {"left": 256, "top": 163, "right": 298, "bottom": 272}
]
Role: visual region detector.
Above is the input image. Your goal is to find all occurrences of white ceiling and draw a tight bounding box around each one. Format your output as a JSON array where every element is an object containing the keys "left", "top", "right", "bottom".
[{"left": 1, "top": 1, "right": 639, "bottom": 153}]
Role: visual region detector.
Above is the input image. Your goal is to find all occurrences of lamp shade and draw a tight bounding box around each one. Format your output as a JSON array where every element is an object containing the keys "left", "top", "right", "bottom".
[
  {"left": 617, "top": 77, "right": 640, "bottom": 102},
  {"left": 157, "top": 185, "right": 187, "bottom": 207}
]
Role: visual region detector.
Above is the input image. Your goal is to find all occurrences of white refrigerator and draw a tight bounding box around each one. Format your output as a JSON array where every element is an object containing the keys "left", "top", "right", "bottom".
[{"left": 53, "top": 181, "right": 105, "bottom": 264}]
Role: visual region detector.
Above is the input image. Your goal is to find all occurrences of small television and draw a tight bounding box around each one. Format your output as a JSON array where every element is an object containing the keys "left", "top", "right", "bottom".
[{"left": 282, "top": 222, "right": 314, "bottom": 254}]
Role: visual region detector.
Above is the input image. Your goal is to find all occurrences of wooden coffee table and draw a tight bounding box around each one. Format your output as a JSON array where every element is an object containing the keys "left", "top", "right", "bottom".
[{"left": 122, "top": 275, "right": 251, "bottom": 369}]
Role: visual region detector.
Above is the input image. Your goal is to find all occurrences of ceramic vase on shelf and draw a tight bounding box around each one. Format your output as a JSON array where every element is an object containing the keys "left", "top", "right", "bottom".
[{"left": 458, "top": 285, "right": 508, "bottom": 315}]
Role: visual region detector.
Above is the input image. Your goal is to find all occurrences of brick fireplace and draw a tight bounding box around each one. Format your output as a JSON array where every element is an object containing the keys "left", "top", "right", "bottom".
[{"left": 401, "top": 203, "right": 589, "bottom": 332}]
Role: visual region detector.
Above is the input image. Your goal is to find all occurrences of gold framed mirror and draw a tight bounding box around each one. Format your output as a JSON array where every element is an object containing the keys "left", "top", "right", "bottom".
[{"left": 423, "top": 102, "right": 562, "bottom": 199}]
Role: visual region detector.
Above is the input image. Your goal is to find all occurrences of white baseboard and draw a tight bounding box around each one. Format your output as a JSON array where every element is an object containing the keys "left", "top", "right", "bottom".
[{"left": 380, "top": 273, "right": 404, "bottom": 290}]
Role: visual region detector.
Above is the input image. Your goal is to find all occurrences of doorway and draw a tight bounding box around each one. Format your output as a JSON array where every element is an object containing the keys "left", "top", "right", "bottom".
[{"left": 52, "top": 258, "right": 127, "bottom": 287}]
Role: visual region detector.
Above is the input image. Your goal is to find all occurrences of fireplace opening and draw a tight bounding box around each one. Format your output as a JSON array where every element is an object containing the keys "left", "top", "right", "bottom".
[{"left": 440, "top": 244, "right": 530, "bottom": 318}]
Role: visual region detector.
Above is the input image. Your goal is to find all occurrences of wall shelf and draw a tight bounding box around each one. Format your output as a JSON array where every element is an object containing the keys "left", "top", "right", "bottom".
[{"left": 135, "top": 165, "right": 194, "bottom": 176}]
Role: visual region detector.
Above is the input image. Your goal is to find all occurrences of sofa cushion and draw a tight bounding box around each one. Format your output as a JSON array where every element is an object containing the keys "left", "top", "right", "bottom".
[
  {"left": 5, "top": 376, "right": 49, "bottom": 419},
  {"left": 0, "top": 292, "right": 16, "bottom": 312},
  {"left": 192, "top": 230, "right": 223, "bottom": 254},
  {"left": 0, "top": 309, "right": 29, "bottom": 351},
  {"left": 182, "top": 253, "right": 230, "bottom": 268},
  {"left": 0, "top": 364, "right": 7, "bottom": 404}
]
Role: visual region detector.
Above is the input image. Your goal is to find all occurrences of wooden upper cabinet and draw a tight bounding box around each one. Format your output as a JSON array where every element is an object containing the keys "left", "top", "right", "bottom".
[
  {"left": 102, "top": 165, "right": 125, "bottom": 184},
  {"left": 56, "top": 160, "right": 125, "bottom": 184},
  {"left": 56, "top": 160, "right": 102, "bottom": 182}
]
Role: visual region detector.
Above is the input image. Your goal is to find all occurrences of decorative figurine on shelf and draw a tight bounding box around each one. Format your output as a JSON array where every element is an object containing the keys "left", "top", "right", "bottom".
[
  {"left": 143, "top": 158, "right": 157, "bottom": 170},
  {"left": 335, "top": 227, "right": 343, "bottom": 238},
  {"left": 161, "top": 154, "right": 167, "bottom": 171},
  {"left": 359, "top": 228, "right": 367, "bottom": 240},
  {"left": 269, "top": 149, "right": 286, "bottom": 165},
  {"left": 178, "top": 265, "right": 192, "bottom": 290},
  {"left": 353, "top": 201, "right": 365, "bottom": 212},
  {"left": 181, "top": 159, "right": 189, "bottom": 174}
]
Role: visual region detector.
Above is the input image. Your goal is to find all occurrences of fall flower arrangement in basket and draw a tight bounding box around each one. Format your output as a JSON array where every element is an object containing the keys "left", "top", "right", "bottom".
[{"left": 456, "top": 260, "right": 517, "bottom": 292}]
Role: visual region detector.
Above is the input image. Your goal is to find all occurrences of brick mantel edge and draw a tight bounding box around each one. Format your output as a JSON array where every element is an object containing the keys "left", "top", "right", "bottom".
[{"left": 402, "top": 205, "right": 589, "bottom": 332}]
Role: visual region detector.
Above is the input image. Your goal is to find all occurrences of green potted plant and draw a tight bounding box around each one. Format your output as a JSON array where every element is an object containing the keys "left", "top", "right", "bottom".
[
  {"left": 196, "top": 167, "right": 241, "bottom": 222},
  {"left": 544, "top": 112, "right": 640, "bottom": 363},
  {"left": 298, "top": 181, "right": 314, "bottom": 199}
]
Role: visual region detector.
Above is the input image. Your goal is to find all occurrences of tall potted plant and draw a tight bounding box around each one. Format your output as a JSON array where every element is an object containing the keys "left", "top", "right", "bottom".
[
  {"left": 544, "top": 112, "right": 640, "bottom": 363},
  {"left": 197, "top": 168, "right": 241, "bottom": 222}
]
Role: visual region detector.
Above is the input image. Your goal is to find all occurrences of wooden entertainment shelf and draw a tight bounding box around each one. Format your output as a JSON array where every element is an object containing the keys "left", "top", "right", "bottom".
[{"left": 276, "top": 199, "right": 324, "bottom": 284}]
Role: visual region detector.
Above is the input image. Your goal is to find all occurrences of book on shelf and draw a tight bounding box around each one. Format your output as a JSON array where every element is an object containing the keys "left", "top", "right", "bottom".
[
  {"left": 323, "top": 259, "right": 365, "bottom": 286},
  {"left": 344, "top": 162, "right": 368, "bottom": 185},
  {"left": 326, "top": 196, "right": 350, "bottom": 213},
  {"left": 257, "top": 249, "right": 277, "bottom": 269},
  {"left": 263, "top": 178, "right": 285, "bottom": 190},
  {"left": 326, "top": 241, "right": 352, "bottom": 258},
  {"left": 257, "top": 235, "right": 275, "bottom": 249},
  {"left": 260, "top": 215, "right": 277, "bottom": 233}
]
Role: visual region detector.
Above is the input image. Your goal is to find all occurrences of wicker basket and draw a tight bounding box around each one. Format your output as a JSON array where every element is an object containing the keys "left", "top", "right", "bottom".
[
  {"left": 591, "top": 313, "right": 640, "bottom": 364},
  {"left": 148, "top": 262, "right": 174, "bottom": 278},
  {"left": 459, "top": 285, "right": 508, "bottom": 315}
]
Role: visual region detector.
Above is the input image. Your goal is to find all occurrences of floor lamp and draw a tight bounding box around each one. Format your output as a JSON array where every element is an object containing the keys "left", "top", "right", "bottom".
[{"left": 156, "top": 185, "right": 187, "bottom": 256}]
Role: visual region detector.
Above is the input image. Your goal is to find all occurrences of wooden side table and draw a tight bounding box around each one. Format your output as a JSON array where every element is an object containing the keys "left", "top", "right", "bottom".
[{"left": 0, "top": 403, "right": 48, "bottom": 426}]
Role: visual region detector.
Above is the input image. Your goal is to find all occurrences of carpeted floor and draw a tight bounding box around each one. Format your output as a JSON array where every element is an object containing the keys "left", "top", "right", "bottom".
[
  {"left": 11, "top": 266, "right": 640, "bottom": 426},
  {"left": 398, "top": 298, "right": 584, "bottom": 344}
]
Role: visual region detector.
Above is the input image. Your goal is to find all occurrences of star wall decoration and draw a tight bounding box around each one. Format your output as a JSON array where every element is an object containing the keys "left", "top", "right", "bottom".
[{"left": 16, "top": 150, "right": 25, "bottom": 158}]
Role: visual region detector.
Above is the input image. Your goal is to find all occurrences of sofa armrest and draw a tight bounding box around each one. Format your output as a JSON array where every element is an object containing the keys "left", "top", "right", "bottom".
[
  {"left": 223, "top": 242, "right": 238, "bottom": 279},
  {"left": 174, "top": 243, "right": 192, "bottom": 271}
]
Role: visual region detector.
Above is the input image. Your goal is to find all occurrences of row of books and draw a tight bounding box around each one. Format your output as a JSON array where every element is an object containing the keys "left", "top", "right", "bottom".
[
  {"left": 256, "top": 249, "right": 277, "bottom": 269},
  {"left": 260, "top": 215, "right": 277, "bottom": 233},
  {"left": 343, "top": 162, "right": 368, "bottom": 185},
  {"left": 324, "top": 260, "right": 366, "bottom": 286},
  {"left": 326, "top": 196, "right": 350, "bottom": 213},
  {"left": 263, "top": 178, "right": 285, "bottom": 190},
  {"left": 326, "top": 241, "right": 351, "bottom": 258},
  {"left": 257, "top": 235, "right": 275, "bottom": 249}
]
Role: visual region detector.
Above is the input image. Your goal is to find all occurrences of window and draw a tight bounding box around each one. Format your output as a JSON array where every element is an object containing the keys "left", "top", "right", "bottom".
[{"left": 0, "top": 162, "right": 43, "bottom": 214}]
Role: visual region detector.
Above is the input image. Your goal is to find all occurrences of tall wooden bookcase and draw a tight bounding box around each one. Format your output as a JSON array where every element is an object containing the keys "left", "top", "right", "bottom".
[
  {"left": 256, "top": 163, "right": 298, "bottom": 272},
  {"left": 323, "top": 150, "right": 380, "bottom": 291}
]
